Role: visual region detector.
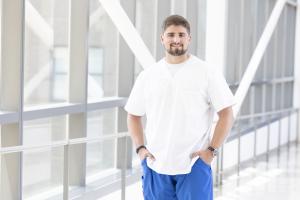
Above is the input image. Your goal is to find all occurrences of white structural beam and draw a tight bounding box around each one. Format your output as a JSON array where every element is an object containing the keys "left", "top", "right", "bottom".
[
  {"left": 69, "top": 1, "right": 89, "bottom": 103},
  {"left": 205, "top": 0, "right": 227, "bottom": 72},
  {"left": 205, "top": 0, "right": 227, "bottom": 181},
  {"left": 0, "top": 112, "right": 19, "bottom": 124},
  {"left": 233, "top": 0, "right": 287, "bottom": 118},
  {"left": 89, "top": 6, "right": 105, "bottom": 28},
  {"left": 98, "top": 0, "right": 155, "bottom": 69},
  {"left": 66, "top": 0, "right": 89, "bottom": 199},
  {"left": 1, "top": 1, "right": 24, "bottom": 199},
  {"left": 1, "top": 124, "right": 21, "bottom": 200},
  {"left": 116, "top": 1, "right": 135, "bottom": 192},
  {"left": 294, "top": 0, "right": 300, "bottom": 142},
  {"left": 1, "top": 1, "right": 23, "bottom": 111}
]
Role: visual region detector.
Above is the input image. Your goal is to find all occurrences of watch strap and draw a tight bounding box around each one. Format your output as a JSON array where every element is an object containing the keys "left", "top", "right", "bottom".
[
  {"left": 136, "top": 145, "right": 146, "bottom": 154},
  {"left": 207, "top": 146, "right": 218, "bottom": 156}
]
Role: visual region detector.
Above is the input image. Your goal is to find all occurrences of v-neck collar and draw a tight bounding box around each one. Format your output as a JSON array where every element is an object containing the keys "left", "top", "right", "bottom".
[{"left": 162, "top": 55, "right": 192, "bottom": 78}]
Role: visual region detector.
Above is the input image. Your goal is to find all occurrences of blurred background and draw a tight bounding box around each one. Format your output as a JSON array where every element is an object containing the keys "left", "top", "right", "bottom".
[{"left": 0, "top": 0, "right": 299, "bottom": 199}]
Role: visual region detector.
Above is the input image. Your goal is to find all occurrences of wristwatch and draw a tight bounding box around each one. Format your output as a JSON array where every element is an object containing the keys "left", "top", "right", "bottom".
[
  {"left": 207, "top": 146, "right": 218, "bottom": 157},
  {"left": 136, "top": 145, "right": 147, "bottom": 154}
]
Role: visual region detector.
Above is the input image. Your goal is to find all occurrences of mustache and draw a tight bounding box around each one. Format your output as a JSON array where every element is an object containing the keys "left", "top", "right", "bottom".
[{"left": 170, "top": 43, "right": 183, "bottom": 47}]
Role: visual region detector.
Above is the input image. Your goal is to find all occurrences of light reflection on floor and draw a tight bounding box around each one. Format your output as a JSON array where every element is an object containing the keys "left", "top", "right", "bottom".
[{"left": 99, "top": 144, "right": 300, "bottom": 200}]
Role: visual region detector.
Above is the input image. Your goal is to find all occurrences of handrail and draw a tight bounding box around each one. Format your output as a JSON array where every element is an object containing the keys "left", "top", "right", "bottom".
[
  {"left": 0, "top": 132, "right": 130, "bottom": 154},
  {"left": 227, "top": 108, "right": 299, "bottom": 142},
  {"left": 287, "top": 0, "right": 297, "bottom": 7},
  {"left": 229, "top": 76, "right": 294, "bottom": 89},
  {"left": 233, "top": 0, "right": 287, "bottom": 118},
  {"left": 0, "top": 97, "right": 127, "bottom": 124},
  {"left": 1, "top": 107, "right": 298, "bottom": 155},
  {"left": 236, "top": 107, "right": 298, "bottom": 120}
]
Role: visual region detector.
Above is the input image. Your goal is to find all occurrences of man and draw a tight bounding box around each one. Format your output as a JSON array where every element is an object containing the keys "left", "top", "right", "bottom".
[{"left": 125, "top": 15, "right": 235, "bottom": 200}]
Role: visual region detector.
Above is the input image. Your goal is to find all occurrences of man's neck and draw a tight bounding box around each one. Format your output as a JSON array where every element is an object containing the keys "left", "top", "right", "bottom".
[{"left": 165, "top": 53, "right": 190, "bottom": 64}]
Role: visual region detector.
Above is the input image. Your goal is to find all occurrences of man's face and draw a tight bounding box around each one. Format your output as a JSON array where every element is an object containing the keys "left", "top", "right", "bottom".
[{"left": 161, "top": 25, "right": 191, "bottom": 56}]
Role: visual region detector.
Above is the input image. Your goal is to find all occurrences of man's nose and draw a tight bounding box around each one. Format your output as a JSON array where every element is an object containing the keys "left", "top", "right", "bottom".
[{"left": 172, "top": 36, "right": 180, "bottom": 43}]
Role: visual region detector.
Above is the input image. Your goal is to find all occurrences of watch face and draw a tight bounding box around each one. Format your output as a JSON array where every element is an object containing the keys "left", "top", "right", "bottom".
[
  {"left": 208, "top": 146, "right": 218, "bottom": 157},
  {"left": 213, "top": 150, "right": 218, "bottom": 157}
]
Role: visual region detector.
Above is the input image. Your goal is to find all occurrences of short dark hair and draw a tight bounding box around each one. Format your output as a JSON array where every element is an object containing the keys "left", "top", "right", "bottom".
[{"left": 162, "top": 15, "right": 190, "bottom": 34}]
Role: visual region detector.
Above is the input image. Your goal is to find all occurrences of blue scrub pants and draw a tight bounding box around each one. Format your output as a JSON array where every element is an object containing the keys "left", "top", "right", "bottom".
[{"left": 141, "top": 158, "right": 213, "bottom": 200}]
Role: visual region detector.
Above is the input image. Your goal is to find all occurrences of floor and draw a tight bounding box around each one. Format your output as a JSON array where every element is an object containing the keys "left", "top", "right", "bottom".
[
  {"left": 214, "top": 143, "right": 300, "bottom": 200},
  {"left": 98, "top": 143, "right": 300, "bottom": 200}
]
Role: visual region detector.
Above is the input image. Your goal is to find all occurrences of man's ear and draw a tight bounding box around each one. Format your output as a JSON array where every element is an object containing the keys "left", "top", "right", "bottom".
[{"left": 160, "top": 34, "right": 164, "bottom": 44}]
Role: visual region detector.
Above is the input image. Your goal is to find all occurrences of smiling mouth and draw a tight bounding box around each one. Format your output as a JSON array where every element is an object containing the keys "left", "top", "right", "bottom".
[{"left": 171, "top": 44, "right": 183, "bottom": 47}]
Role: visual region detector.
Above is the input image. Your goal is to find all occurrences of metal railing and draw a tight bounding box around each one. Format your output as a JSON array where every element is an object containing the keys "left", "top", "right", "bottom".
[
  {"left": 0, "top": 126, "right": 132, "bottom": 200},
  {"left": 214, "top": 107, "right": 299, "bottom": 186},
  {"left": 1, "top": 107, "right": 298, "bottom": 199}
]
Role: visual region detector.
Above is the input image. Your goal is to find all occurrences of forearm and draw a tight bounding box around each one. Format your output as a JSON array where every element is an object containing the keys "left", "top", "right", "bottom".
[
  {"left": 210, "top": 107, "right": 234, "bottom": 149},
  {"left": 127, "top": 114, "right": 145, "bottom": 147}
]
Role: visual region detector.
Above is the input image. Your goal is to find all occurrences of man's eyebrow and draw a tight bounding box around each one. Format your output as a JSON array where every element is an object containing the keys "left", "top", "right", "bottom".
[{"left": 166, "top": 32, "right": 186, "bottom": 35}]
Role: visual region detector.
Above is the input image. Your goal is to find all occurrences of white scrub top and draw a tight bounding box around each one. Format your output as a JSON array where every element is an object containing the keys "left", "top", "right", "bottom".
[{"left": 125, "top": 55, "right": 235, "bottom": 175}]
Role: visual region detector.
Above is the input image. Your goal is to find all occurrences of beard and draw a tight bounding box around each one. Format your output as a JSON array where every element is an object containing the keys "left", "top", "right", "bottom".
[{"left": 166, "top": 44, "right": 187, "bottom": 56}]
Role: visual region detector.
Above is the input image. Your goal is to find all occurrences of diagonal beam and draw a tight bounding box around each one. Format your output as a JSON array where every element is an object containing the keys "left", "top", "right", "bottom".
[
  {"left": 25, "top": 1, "right": 53, "bottom": 47},
  {"left": 233, "top": 0, "right": 287, "bottom": 117},
  {"left": 90, "top": 6, "right": 105, "bottom": 28},
  {"left": 98, "top": 0, "right": 155, "bottom": 69},
  {"left": 24, "top": 63, "right": 51, "bottom": 101}
]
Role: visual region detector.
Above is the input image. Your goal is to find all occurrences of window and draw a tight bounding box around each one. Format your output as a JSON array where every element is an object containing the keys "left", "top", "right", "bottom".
[
  {"left": 88, "top": 0, "right": 118, "bottom": 101},
  {"left": 24, "top": 0, "right": 69, "bottom": 107}
]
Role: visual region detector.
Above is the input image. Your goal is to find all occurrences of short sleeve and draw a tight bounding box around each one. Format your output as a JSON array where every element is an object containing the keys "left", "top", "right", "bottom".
[
  {"left": 207, "top": 67, "right": 235, "bottom": 112},
  {"left": 124, "top": 71, "right": 146, "bottom": 116}
]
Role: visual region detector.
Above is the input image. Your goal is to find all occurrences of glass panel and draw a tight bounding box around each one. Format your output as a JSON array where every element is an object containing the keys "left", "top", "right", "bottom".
[
  {"left": 24, "top": 0, "right": 69, "bottom": 107},
  {"left": 88, "top": 0, "right": 118, "bottom": 101},
  {"left": 23, "top": 115, "right": 65, "bottom": 199},
  {"left": 23, "top": 147, "right": 64, "bottom": 200},
  {"left": 53, "top": 47, "right": 68, "bottom": 101},
  {"left": 88, "top": 48, "right": 104, "bottom": 100},
  {"left": 86, "top": 108, "right": 118, "bottom": 182},
  {"left": 86, "top": 139, "right": 116, "bottom": 178},
  {"left": 87, "top": 108, "right": 117, "bottom": 138},
  {"left": 23, "top": 116, "right": 67, "bottom": 146}
]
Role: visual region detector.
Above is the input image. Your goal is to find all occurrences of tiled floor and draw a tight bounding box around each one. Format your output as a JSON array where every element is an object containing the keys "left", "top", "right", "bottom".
[{"left": 99, "top": 143, "right": 300, "bottom": 200}]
